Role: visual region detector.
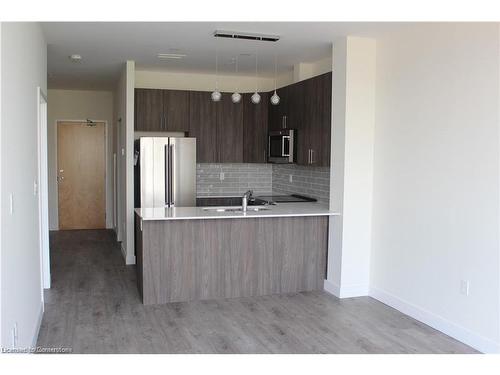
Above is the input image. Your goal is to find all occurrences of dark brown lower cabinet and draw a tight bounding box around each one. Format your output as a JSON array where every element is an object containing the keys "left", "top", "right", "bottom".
[{"left": 136, "top": 215, "right": 328, "bottom": 305}]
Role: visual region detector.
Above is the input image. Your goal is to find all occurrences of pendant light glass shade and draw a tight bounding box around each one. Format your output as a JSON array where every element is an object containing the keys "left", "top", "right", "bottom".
[
  {"left": 251, "top": 92, "right": 261, "bottom": 104},
  {"left": 211, "top": 90, "right": 222, "bottom": 102},
  {"left": 231, "top": 92, "right": 241, "bottom": 103},
  {"left": 270, "top": 90, "right": 280, "bottom": 105}
]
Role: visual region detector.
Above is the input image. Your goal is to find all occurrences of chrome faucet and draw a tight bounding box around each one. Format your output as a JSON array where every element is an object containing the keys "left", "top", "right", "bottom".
[{"left": 242, "top": 190, "right": 253, "bottom": 212}]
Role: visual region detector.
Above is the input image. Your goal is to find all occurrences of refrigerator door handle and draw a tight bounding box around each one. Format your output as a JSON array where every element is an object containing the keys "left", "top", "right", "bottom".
[
  {"left": 169, "top": 144, "right": 174, "bottom": 206},
  {"left": 164, "top": 144, "right": 169, "bottom": 206}
]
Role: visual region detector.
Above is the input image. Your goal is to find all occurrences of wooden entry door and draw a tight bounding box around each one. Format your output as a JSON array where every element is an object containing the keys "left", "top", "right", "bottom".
[{"left": 58, "top": 121, "right": 106, "bottom": 229}]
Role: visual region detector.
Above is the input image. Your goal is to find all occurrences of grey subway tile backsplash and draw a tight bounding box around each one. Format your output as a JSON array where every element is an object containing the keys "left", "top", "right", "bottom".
[
  {"left": 197, "top": 163, "right": 273, "bottom": 196},
  {"left": 272, "top": 164, "right": 330, "bottom": 206},
  {"left": 196, "top": 163, "right": 330, "bottom": 206}
]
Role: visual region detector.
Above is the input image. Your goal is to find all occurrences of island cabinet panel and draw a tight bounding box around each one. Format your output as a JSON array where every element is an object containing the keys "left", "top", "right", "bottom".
[{"left": 136, "top": 215, "right": 328, "bottom": 305}]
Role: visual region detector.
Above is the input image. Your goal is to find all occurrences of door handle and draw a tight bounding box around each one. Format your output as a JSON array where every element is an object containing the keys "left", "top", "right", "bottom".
[
  {"left": 167, "top": 145, "right": 170, "bottom": 207},
  {"left": 169, "top": 144, "right": 174, "bottom": 206}
]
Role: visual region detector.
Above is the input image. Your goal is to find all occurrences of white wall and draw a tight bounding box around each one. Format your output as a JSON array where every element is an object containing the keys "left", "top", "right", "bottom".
[
  {"left": 136, "top": 69, "right": 279, "bottom": 92},
  {"left": 1, "top": 22, "right": 47, "bottom": 349},
  {"left": 114, "top": 61, "right": 135, "bottom": 264},
  {"left": 293, "top": 56, "right": 333, "bottom": 83},
  {"left": 135, "top": 56, "right": 331, "bottom": 92},
  {"left": 370, "top": 23, "right": 500, "bottom": 353},
  {"left": 47, "top": 89, "right": 114, "bottom": 230},
  {"left": 326, "top": 37, "right": 376, "bottom": 298}
]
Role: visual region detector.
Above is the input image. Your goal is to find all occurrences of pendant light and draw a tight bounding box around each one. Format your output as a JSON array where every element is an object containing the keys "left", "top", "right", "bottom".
[
  {"left": 251, "top": 47, "right": 261, "bottom": 104},
  {"left": 231, "top": 56, "right": 242, "bottom": 103},
  {"left": 211, "top": 38, "right": 221, "bottom": 102},
  {"left": 270, "top": 53, "right": 280, "bottom": 105}
]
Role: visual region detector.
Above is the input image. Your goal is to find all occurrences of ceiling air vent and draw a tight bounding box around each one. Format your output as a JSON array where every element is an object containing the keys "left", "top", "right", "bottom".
[{"left": 214, "top": 30, "right": 280, "bottom": 42}]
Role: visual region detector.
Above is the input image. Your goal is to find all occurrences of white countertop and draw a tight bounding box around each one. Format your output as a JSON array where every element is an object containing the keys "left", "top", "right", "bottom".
[{"left": 135, "top": 203, "right": 340, "bottom": 221}]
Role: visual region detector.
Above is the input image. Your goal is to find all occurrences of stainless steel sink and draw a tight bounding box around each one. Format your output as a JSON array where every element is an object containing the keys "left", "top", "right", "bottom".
[{"left": 202, "top": 206, "right": 271, "bottom": 213}]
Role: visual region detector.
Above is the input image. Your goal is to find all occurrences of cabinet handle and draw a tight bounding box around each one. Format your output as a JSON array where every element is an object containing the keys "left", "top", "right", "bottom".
[
  {"left": 311, "top": 149, "right": 315, "bottom": 164},
  {"left": 308, "top": 149, "right": 311, "bottom": 164},
  {"left": 284, "top": 115, "right": 287, "bottom": 129}
]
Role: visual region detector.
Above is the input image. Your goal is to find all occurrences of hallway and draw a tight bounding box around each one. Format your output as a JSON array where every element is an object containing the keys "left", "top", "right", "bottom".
[{"left": 36, "top": 230, "right": 477, "bottom": 354}]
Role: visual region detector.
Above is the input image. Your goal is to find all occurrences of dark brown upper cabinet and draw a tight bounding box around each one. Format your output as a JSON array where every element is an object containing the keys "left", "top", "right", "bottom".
[
  {"left": 243, "top": 92, "right": 268, "bottom": 163},
  {"left": 163, "top": 90, "right": 190, "bottom": 131},
  {"left": 135, "top": 88, "right": 189, "bottom": 132},
  {"left": 134, "top": 89, "right": 163, "bottom": 131},
  {"left": 268, "top": 72, "right": 331, "bottom": 167},
  {"left": 188, "top": 91, "right": 217, "bottom": 163},
  {"left": 268, "top": 86, "right": 289, "bottom": 131},
  {"left": 217, "top": 94, "right": 243, "bottom": 163}
]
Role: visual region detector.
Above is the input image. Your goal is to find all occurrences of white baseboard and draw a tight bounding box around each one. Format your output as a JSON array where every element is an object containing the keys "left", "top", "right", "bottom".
[
  {"left": 30, "top": 303, "right": 44, "bottom": 349},
  {"left": 370, "top": 286, "right": 500, "bottom": 354},
  {"left": 323, "top": 279, "right": 341, "bottom": 297},
  {"left": 323, "top": 279, "right": 369, "bottom": 298},
  {"left": 120, "top": 243, "right": 136, "bottom": 265}
]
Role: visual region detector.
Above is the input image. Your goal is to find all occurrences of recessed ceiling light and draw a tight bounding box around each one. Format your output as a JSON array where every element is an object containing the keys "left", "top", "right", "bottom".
[
  {"left": 157, "top": 53, "right": 187, "bottom": 60},
  {"left": 69, "top": 54, "right": 82, "bottom": 62}
]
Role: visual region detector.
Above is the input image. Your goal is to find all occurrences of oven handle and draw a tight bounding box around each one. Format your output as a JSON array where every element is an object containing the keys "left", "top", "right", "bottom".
[{"left": 282, "top": 135, "right": 290, "bottom": 157}]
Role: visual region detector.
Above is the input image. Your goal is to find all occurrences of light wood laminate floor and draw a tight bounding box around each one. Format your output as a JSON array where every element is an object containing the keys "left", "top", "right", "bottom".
[{"left": 36, "top": 230, "right": 477, "bottom": 354}]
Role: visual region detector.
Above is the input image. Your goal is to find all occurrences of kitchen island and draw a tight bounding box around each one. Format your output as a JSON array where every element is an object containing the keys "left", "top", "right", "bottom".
[{"left": 135, "top": 203, "right": 339, "bottom": 305}]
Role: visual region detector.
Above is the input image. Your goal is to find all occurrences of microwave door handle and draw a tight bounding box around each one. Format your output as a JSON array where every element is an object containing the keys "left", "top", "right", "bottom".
[{"left": 282, "top": 136, "right": 290, "bottom": 157}]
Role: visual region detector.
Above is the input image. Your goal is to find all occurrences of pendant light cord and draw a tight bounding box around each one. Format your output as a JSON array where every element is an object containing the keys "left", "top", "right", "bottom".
[
  {"left": 255, "top": 46, "right": 258, "bottom": 92},
  {"left": 235, "top": 56, "right": 238, "bottom": 92},
  {"left": 215, "top": 37, "right": 219, "bottom": 90},
  {"left": 274, "top": 54, "right": 278, "bottom": 91}
]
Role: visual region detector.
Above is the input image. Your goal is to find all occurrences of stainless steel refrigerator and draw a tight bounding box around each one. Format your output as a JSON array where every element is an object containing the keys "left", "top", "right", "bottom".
[{"left": 134, "top": 137, "right": 196, "bottom": 208}]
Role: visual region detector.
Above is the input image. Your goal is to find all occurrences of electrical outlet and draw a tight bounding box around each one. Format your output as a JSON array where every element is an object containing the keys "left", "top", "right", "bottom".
[
  {"left": 34, "top": 180, "right": 38, "bottom": 196},
  {"left": 460, "top": 280, "right": 470, "bottom": 296},
  {"left": 220, "top": 172, "right": 225, "bottom": 181},
  {"left": 121, "top": 148, "right": 125, "bottom": 156},
  {"left": 289, "top": 174, "right": 293, "bottom": 183}
]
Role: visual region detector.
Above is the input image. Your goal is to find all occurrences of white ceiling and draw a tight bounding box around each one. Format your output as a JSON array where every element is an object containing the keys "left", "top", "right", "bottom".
[{"left": 41, "top": 22, "right": 404, "bottom": 90}]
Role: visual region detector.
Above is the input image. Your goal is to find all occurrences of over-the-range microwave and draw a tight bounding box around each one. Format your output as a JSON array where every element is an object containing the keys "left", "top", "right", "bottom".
[{"left": 268, "top": 129, "right": 297, "bottom": 163}]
